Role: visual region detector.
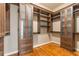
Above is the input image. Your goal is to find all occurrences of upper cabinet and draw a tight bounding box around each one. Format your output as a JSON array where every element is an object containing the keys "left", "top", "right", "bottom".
[{"left": 60, "top": 6, "right": 75, "bottom": 51}]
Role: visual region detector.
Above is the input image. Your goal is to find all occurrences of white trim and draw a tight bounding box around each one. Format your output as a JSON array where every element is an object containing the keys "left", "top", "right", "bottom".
[
  {"left": 51, "top": 41, "right": 60, "bottom": 45},
  {"left": 4, "top": 50, "right": 18, "bottom": 56},
  {"left": 76, "top": 48, "right": 79, "bottom": 51},
  {"left": 33, "top": 41, "right": 52, "bottom": 48}
]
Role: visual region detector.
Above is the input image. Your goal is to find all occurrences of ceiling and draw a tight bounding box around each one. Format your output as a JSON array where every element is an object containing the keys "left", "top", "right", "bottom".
[{"left": 40, "top": 3, "right": 64, "bottom": 10}]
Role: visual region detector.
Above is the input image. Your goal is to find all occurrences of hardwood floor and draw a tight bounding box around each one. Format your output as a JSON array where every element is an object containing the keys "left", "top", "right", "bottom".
[{"left": 22, "top": 43, "right": 79, "bottom": 56}]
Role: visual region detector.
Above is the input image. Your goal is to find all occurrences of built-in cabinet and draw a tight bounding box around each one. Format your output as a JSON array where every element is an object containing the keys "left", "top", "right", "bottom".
[
  {"left": 1, "top": 3, "right": 79, "bottom": 56},
  {"left": 60, "top": 6, "right": 75, "bottom": 51},
  {"left": 33, "top": 6, "right": 52, "bottom": 34},
  {"left": 51, "top": 12, "right": 61, "bottom": 44},
  {"left": 33, "top": 6, "right": 52, "bottom": 48},
  {"left": 19, "top": 4, "right": 33, "bottom": 55},
  {"left": 52, "top": 12, "right": 60, "bottom": 32}
]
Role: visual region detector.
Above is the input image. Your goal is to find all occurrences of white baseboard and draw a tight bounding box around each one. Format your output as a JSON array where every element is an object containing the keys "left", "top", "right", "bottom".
[
  {"left": 33, "top": 41, "right": 52, "bottom": 48},
  {"left": 4, "top": 50, "right": 18, "bottom": 56},
  {"left": 51, "top": 41, "right": 60, "bottom": 45},
  {"left": 76, "top": 48, "right": 79, "bottom": 51}
]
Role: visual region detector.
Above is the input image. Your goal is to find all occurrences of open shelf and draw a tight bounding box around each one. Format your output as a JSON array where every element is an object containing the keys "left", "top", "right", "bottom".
[
  {"left": 40, "top": 25, "right": 50, "bottom": 27},
  {"left": 40, "top": 14, "right": 50, "bottom": 18},
  {"left": 33, "top": 6, "right": 52, "bottom": 33},
  {"left": 52, "top": 15, "right": 60, "bottom": 19},
  {"left": 33, "top": 12, "right": 40, "bottom": 15}
]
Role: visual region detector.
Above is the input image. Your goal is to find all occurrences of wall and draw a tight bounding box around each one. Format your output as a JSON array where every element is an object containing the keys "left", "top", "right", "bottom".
[
  {"left": 33, "top": 34, "right": 51, "bottom": 48},
  {"left": 53, "top": 20, "right": 60, "bottom": 32},
  {"left": 50, "top": 33, "right": 60, "bottom": 44},
  {"left": 4, "top": 4, "right": 18, "bottom": 55},
  {"left": 50, "top": 18, "right": 61, "bottom": 44}
]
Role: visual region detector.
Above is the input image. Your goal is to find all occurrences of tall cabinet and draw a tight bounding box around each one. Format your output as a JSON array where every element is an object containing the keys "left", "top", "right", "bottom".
[
  {"left": 19, "top": 4, "right": 33, "bottom": 55},
  {"left": 60, "top": 6, "right": 75, "bottom": 51}
]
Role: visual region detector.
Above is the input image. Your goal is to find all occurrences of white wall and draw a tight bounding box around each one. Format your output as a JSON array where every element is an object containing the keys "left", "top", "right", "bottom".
[
  {"left": 50, "top": 35, "right": 60, "bottom": 44},
  {"left": 4, "top": 4, "right": 18, "bottom": 55},
  {"left": 33, "top": 34, "right": 51, "bottom": 48},
  {"left": 33, "top": 15, "right": 38, "bottom": 33},
  {"left": 53, "top": 21, "right": 61, "bottom": 32}
]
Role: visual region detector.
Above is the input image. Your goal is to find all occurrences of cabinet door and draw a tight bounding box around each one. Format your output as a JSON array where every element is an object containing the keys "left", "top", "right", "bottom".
[
  {"left": 66, "top": 6, "right": 75, "bottom": 50},
  {"left": 19, "top": 4, "right": 33, "bottom": 55},
  {"left": 60, "top": 6, "right": 75, "bottom": 51}
]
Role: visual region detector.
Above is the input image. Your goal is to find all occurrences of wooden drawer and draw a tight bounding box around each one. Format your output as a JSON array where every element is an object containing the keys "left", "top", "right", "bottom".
[
  {"left": 20, "top": 43, "right": 32, "bottom": 49},
  {"left": 19, "top": 39, "right": 32, "bottom": 44}
]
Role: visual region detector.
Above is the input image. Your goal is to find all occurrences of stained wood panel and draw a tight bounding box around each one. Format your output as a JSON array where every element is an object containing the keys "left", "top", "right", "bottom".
[{"left": 0, "top": 4, "right": 6, "bottom": 37}]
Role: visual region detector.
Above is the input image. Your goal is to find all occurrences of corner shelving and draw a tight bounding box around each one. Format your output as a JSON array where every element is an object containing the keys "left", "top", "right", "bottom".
[{"left": 33, "top": 6, "right": 52, "bottom": 34}]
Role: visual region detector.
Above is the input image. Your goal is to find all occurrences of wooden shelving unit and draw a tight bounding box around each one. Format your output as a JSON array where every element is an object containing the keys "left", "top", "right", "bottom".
[
  {"left": 73, "top": 4, "right": 79, "bottom": 14},
  {"left": 33, "top": 7, "right": 40, "bottom": 34},
  {"left": 51, "top": 11, "right": 60, "bottom": 33},
  {"left": 52, "top": 12, "right": 60, "bottom": 20},
  {"left": 60, "top": 6, "right": 75, "bottom": 51},
  {"left": 33, "top": 6, "right": 52, "bottom": 34}
]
